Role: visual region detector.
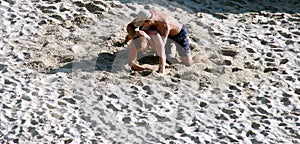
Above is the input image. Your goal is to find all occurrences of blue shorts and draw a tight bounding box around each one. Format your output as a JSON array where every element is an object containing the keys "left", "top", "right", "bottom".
[{"left": 167, "top": 25, "right": 191, "bottom": 57}]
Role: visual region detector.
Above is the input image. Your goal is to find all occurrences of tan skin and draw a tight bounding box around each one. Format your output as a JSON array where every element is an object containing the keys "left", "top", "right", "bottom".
[
  {"left": 126, "top": 9, "right": 204, "bottom": 73},
  {"left": 127, "top": 29, "right": 210, "bottom": 73},
  {"left": 128, "top": 29, "right": 163, "bottom": 72}
]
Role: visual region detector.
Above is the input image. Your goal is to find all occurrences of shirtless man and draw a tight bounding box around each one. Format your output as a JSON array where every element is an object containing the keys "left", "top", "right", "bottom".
[{"left": 126, "top": 9, "right": 201, "bottom": 73}]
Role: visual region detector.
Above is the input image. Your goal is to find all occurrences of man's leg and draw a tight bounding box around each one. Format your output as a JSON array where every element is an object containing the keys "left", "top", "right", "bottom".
[
  {"left": 165, "top": 39, "right": 180, "bottom": 64},
  {"left": 175, "top": 38, "right": 193, "bottom": 66},
  {"left": 165, "top": 40, "right": 177, "bottom": 58}
]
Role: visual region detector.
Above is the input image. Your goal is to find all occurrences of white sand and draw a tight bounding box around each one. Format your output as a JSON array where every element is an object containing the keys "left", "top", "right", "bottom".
[{"left": 1, "top": 0, "right": 300, "bottom": 143}]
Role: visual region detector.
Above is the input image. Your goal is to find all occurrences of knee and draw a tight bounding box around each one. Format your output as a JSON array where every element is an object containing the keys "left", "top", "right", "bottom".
[
  {"left": 182, "top": 57, "right": 194, "bottom": 66},
  {"left": 184, "top": 62, "right": 193, "bottom": 66}
]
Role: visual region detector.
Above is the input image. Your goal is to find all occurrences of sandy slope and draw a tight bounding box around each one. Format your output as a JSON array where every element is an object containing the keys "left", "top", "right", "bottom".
[{"left": 1, "top": 0, "right": 300, "bottom": 143}]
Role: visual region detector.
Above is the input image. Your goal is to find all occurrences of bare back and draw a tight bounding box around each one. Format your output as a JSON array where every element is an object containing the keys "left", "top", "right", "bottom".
[{"left": 149, "top": 9, "right": 183, "bottom": 36}]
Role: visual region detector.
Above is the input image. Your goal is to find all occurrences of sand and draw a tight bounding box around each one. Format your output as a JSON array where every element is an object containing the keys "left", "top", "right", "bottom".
[{"left": 1, "top": 0, "right": 300, "bottom": 143}]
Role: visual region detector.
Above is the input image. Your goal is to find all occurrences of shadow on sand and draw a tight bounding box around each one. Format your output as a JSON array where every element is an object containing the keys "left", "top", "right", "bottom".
[
  {"left": 48, "top": 52, "right": 119, "bottom": 74},
  {"left": 48, "top": 49, "right": 172, "bottom": 74}
]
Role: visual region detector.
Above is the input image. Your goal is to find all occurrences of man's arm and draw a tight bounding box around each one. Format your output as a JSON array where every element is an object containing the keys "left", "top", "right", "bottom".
[
  {"left": 126, "top": 22, "right": 151, "bottom": 43},
  {"left": 157, "top": 22, "right": 170, "bottom": 45},
  {"left": 150, "top": 32, "right": 166, "bottom": 73},
  {"left": 126, "top": 22, "right": 138, "bottom": 41},
  {"left": 149, "top": 22, "right": 168, "bottom": 73}
]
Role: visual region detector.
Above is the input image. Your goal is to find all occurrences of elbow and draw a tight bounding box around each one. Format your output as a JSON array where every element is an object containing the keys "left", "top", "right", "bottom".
[{"left": 126, "top": 23, "right": 137, "bottom": 38}]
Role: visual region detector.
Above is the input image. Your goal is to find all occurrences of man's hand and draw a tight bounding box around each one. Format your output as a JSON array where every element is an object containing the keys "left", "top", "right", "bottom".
[{"left": 131, "top": 61, "right": 154, "bottom": 71}]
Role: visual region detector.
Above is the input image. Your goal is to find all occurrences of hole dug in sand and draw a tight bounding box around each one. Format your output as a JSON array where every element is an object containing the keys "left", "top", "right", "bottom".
[{"left": 131, "top": 55, "right": 174, "bottom": 76}]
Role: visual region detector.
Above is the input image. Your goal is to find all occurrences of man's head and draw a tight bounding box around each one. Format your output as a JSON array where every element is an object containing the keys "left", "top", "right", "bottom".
[{"left": 134, "top": 10, "right": 152, "bottom": 27}]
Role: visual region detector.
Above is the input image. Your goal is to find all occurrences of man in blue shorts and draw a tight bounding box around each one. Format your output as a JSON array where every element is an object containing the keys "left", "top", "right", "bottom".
[{"left": 126, "top": 9, "right": 203, "bottom": 73}]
